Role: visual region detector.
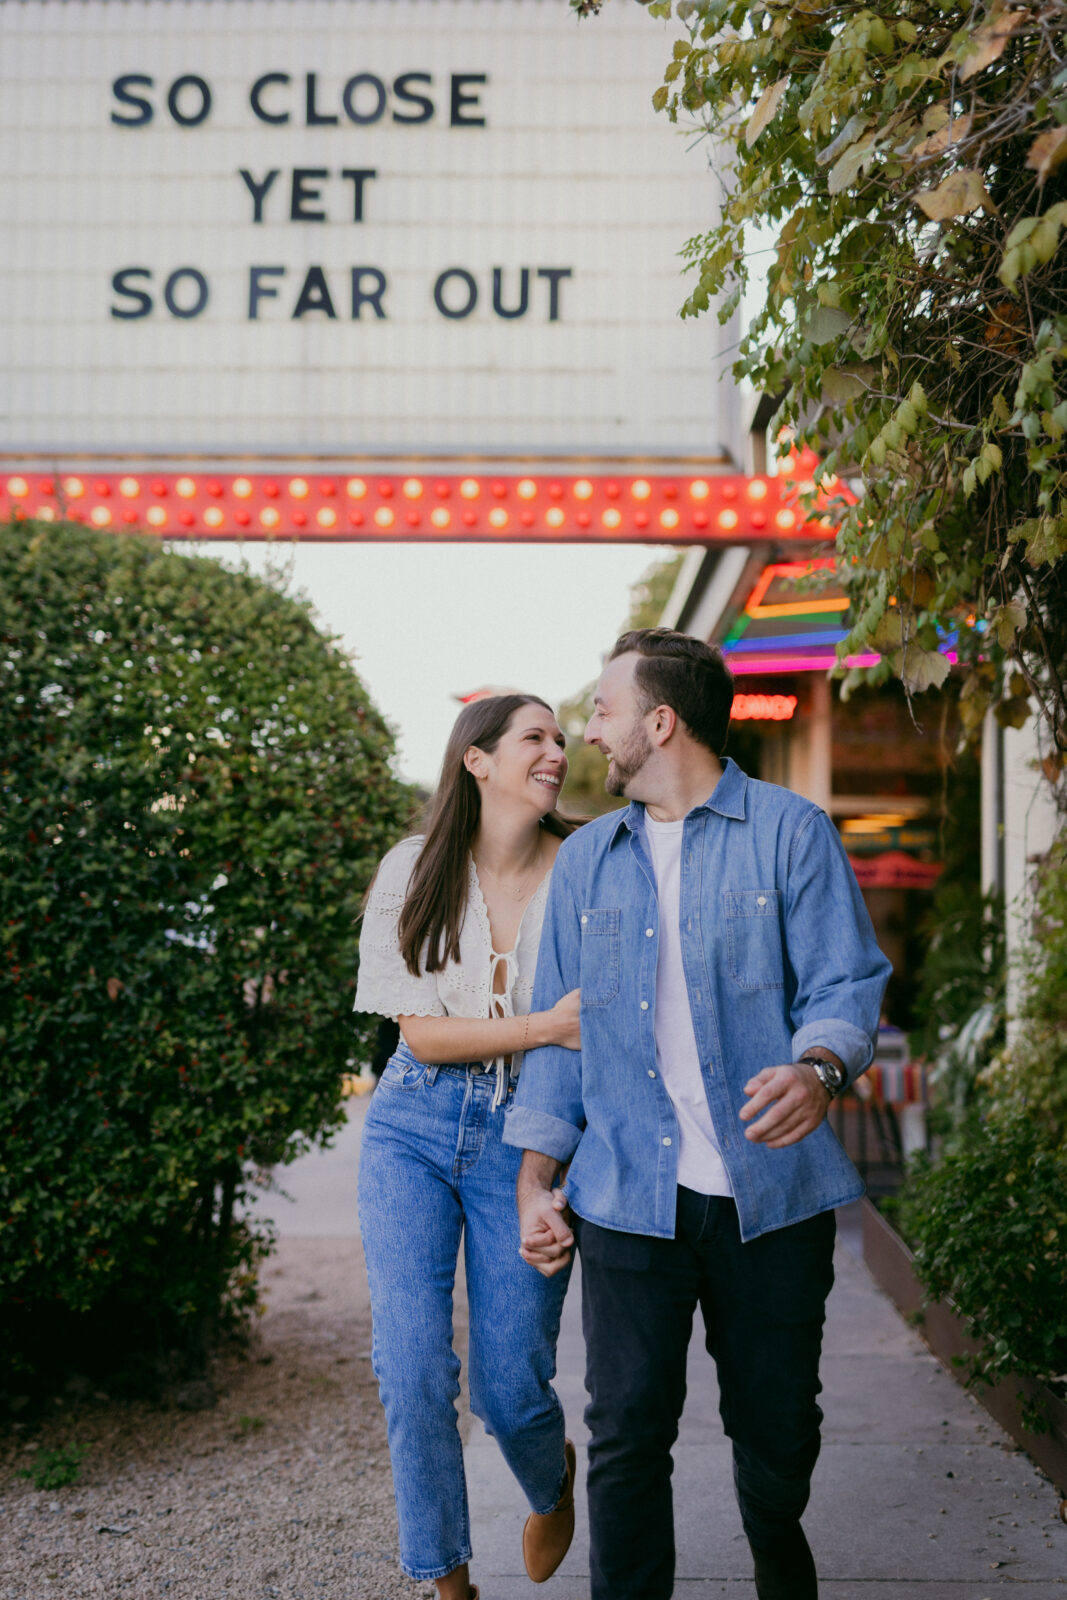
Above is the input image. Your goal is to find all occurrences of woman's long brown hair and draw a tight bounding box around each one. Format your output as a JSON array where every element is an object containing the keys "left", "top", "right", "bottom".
[{"left": 397, "top": 695, "right": 575, "bottom": 976}]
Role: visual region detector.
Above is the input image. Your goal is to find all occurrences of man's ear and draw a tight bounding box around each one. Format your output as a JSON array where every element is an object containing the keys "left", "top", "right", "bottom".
[{"left": 650, "top": 705, "right": 678, "bottom": 747}]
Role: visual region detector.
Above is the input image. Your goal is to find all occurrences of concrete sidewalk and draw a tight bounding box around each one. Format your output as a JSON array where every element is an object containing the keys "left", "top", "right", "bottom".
[{"left": 264, "top": 1101, "right": 1067, "bottom": 1598}]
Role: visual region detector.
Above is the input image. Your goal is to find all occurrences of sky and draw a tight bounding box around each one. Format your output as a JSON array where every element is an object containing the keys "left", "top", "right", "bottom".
[{"left": 205, "top": 539, "right": 668, "bottom": 788}]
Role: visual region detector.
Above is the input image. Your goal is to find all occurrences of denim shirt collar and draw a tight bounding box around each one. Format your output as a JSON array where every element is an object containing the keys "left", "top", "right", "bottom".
[{"left": 609, "top": 756, "right": 749, "bottom": 846}]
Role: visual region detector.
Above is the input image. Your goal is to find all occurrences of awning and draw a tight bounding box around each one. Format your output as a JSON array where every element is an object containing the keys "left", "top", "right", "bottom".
[{"left": 848, "top": 851, "right": 943, "bottom": 889}]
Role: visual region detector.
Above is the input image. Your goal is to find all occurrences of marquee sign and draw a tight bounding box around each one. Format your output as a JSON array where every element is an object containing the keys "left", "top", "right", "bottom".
[{"left": 1, "top": 0, "right": 741, "bottom": 466}]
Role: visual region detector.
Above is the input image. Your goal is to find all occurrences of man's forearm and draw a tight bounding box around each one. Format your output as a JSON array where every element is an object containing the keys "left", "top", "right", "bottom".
[{"left": 517, "top": 1147, "right": 564, "bottom": 1203}]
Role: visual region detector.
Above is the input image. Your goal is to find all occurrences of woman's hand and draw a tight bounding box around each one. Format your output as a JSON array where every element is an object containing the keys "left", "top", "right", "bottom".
[{"left": 538, "top": 988, "right": 581, "bottom": 1051}]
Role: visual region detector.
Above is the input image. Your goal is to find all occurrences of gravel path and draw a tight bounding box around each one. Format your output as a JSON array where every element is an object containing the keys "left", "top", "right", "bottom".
[{"left": 1, "top": 1234, "right": 457, "bottom": 1600}]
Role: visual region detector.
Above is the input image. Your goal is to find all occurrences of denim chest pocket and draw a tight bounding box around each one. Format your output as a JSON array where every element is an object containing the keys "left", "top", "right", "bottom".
[
  {"left": 580, "top": 908, "right": 620, "bottom": 1007},
  {"left": 723, "top": 889, "right": 785, "bottom": 991}
]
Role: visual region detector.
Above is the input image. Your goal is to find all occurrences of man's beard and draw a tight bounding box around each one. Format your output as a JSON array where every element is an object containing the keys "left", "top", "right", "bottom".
[{"left": 603, "top": 723, "right": 653, "bottom": 796}]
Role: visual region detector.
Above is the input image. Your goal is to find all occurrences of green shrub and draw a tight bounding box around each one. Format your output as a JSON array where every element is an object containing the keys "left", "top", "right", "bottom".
[
  {"left": 0, "top": 521, "right": 413, "bottom": 1388},
  {"left": 899, "top": 1113, "right": 1067, "bottom": 1427},
  {"left": 18, "top": 1442, "right": 90, "bottom": 1490}
]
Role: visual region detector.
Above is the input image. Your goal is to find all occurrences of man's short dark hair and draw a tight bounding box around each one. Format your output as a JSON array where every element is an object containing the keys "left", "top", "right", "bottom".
[{"left": 610, "top": 628, "right": 734, "bottom": 757}]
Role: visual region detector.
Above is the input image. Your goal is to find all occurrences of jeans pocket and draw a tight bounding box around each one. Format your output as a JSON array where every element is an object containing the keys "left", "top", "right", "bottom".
[
  {"left": 378, "top": 1054, "right": 431, "bottom": 1091},
  {"left": 723, "top": 889, "right": 785, "bottom": 991},
  {"left": 580, "top": 907, "right": 620, "bottom": 1007}
]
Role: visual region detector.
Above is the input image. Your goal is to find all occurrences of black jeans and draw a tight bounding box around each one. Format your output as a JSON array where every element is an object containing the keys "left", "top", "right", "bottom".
[{"left": 575, "top": 1189, "right": 835, "bottom": 1600}]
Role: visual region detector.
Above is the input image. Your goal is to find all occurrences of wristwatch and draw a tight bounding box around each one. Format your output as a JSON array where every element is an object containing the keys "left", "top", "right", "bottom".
[{"left": 798, "top": 1055, "right": 848, "bottom": 1098}]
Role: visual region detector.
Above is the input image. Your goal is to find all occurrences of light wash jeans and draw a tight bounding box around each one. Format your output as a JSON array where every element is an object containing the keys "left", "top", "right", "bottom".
[{"left": 358, "top": 1041, "right": 571, "bottom": 1582}]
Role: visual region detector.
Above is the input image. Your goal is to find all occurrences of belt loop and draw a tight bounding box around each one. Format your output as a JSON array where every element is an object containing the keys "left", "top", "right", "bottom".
[{"left": 426, "top": 1064, "right": 440, "bottom": 1085}]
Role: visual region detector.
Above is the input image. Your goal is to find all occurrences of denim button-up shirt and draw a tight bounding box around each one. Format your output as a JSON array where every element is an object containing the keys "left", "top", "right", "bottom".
[{"left": 503, "top": 759, "right": 892, "bottom": 1242}]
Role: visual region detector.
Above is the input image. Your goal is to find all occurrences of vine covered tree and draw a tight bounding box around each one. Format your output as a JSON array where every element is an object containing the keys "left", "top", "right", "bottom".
[{"left": 578, "top": 0, "right": 1067, "bottom": 753}]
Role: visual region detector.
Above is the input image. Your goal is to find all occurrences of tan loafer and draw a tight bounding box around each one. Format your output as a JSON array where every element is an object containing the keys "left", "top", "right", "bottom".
[{"left": 522, "top": 1438, "right": 576, "bottom": 1583}]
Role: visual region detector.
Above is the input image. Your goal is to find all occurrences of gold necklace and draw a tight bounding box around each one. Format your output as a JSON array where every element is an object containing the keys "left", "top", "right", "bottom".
[{"left": 475, "top": 854, "right": 543, "bottom": 902}]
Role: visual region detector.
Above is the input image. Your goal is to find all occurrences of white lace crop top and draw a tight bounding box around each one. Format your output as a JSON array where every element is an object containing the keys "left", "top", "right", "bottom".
[{"left": 354, "top": 834, "right": 553, "bottom": 1106}]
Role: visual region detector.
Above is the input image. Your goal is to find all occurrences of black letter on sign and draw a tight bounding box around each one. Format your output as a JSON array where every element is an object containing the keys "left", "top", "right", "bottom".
[
  {"left": 305, "top": 72, "right": 339, "bottom": 126},
  {"left": 537, "top": 268, "right": 572, "bottom": 322},
  {"left": 290, "top": 169, "right": 328, "bottom": 222},
  {"left": 292, "top": 266, "right": 337, "bottom": 319},
  {"left": 450, "top": 74, "right": 487, "bottom": 127},
  {"left": 393, "top": 72, "right": 434, "bottom": 124},
  {"left": 250, "top": 72, "right": 290, "bottom": 124},
  {"left": 164, "top": 268, "right": 209, "bottom": 319},
  {"left": 249, "top": 266, "right": 286, "bottom": 319},
  {"left": 343, "top": 74, "right": 387, "bottom": 126},
  {"left": 492, "top": 268, "right": 529, "bottom": 319},
  {"left": 111, "top": 75, "right": 154, "bottom": 127},
  {"left": 110, "top": 268, "right": 153, "bottom": 319},
  {"left": 167, "top": 75, "right": 212, "bottom": 127},
  {"left": 351, "top": 268, "right": 388, "bottom": 320},
  {"left": 239, "top": 169, "right": 280, "bottom": 223},
  {"left": 341, "top": 169, "right": 377, "bottom": 223},
  {"left": 434, "top": 268, "right": 478, "bottom": 319}
]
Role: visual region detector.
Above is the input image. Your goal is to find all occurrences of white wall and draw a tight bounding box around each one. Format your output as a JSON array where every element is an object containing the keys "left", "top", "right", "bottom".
[{"left": 983, "top": 708, "right": 1062, "bottom": 1032}]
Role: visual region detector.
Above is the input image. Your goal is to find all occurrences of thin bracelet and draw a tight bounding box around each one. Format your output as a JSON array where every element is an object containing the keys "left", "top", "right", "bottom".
[{"left": 520, "top": 1012, "right": 531, "bottom": 1051}]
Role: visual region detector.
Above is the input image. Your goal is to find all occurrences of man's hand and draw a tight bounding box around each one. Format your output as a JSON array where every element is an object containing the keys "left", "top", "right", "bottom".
[
  {"left": 517, "top": 1151, "right": 574, "bottom": 1277},
  {"left": 739, "top": 1060, "right": 833, "bottom": 1148}
]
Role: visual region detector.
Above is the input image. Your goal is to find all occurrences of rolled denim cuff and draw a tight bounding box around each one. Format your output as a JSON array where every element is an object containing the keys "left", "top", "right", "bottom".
[
  {"left": 502, "top": 1104, "right": 582, "bottom": 1163},
  {"left": 791, "top": 1018, "right": 875, "bottom": 1084}
]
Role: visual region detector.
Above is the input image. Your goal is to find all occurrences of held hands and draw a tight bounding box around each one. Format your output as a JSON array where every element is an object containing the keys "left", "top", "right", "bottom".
[
  {"left": 739, "top": 1060, "right": 833, "bottom": 1149},
  {"left": 518, "top": 1187, "right": 573, "bottom": 1278},
  {"left": 539, "top": 988, "right": 581, "bottom": 1051}
]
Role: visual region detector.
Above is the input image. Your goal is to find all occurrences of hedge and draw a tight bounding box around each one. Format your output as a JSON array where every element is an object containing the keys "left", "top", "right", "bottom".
[{"left": 0, "top": 521, "right": 413, "bottom": 1388}]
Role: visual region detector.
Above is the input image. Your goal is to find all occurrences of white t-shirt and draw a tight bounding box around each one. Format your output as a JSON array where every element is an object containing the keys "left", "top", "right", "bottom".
[{"left": 644, "top": 814, "right": 733, "bottom": 1197}]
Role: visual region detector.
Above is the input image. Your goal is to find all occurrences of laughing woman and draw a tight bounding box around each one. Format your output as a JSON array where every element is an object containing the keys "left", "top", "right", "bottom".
[{"left": 355, "top": 695, "right": 580, "bottom": 1600}]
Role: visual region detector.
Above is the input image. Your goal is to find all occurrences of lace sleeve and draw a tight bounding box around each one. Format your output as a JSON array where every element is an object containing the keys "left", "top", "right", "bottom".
[{"left": 354, "top": 838, "right": 447, "bottom": 1021}]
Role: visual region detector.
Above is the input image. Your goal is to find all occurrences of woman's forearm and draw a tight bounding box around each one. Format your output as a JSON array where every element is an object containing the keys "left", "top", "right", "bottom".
[{"left": 399, "top": 1010, "right": 547, "bottom": 1064}]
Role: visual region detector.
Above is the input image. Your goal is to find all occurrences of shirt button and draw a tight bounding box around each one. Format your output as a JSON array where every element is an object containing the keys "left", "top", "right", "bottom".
[
  {"left": 648, "top": 1069, "right": 656, "bottom": 1078},
  {"left": 757, "top": 896, "right": 767, "bottom": 907},
  {"left": 707, "top": 1062, "right": 715, "bottom": 1075},
  {"left": 662, "top": 1136, "right": 672, "bottom": 1146},
  {"left": 640, "top": 1000, "right": 649, "bottom": 1011},
  {"left": 645, "top": 927, "right": 654, "bottom": 937},
  {"left": 581, "top": 915, "right": 588, "bottom": 925}
]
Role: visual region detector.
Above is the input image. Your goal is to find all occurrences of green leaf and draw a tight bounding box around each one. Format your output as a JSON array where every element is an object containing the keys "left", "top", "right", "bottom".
[
  {"left": 992, "top": 599, "right": 1027, "bottom": 649},
  {"left": 817, "top": 114, "right": 869, "bottom": 168},
  {"left": 828, "top": 135, "right": 878, "bottom": 195},
  {"left": 900, "top": 641, "right": 951, "bottom": 692}
]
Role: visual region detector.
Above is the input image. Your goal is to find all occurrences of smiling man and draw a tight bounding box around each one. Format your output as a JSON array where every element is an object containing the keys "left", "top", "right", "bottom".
[{"left": 503, "top": 628, "right": 891, "bottom": 1600}]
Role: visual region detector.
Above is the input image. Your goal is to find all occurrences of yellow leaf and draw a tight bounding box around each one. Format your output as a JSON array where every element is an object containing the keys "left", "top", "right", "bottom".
[
  {"left": 745, "top": 77, "right": 789, "bottom": 149},
  {"left": 913, "top": 113, "right": 973, "bottom": 157},
  {"left": 915, "top": 169, "right": 997, "bottom": 221},
  {"left": 959, "top": 7, "right": 1027, "bottom": 82},
  {"left": 1027, "top": 126, "right": 1067, "bottom": 185}
]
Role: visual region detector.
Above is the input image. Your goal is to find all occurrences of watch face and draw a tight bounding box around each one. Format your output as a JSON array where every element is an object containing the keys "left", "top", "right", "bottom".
[{"left": 807, "top": 1058, "right": 845, "bottom": 1093}]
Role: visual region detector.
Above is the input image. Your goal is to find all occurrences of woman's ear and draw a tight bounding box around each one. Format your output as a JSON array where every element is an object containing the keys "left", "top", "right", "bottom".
[{"left": 464, "top": 745, "right": 487, "bottom": 781}]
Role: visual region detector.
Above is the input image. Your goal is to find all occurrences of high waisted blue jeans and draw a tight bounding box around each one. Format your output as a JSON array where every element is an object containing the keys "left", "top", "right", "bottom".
[{"left": 358, "top": 1042, "right": 571, "bottom": 1582}]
